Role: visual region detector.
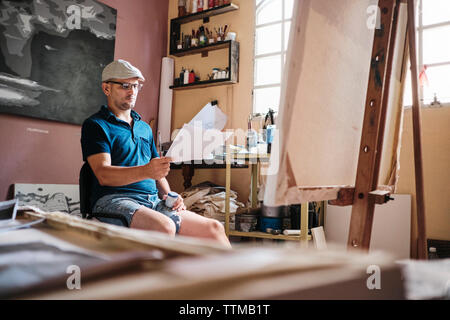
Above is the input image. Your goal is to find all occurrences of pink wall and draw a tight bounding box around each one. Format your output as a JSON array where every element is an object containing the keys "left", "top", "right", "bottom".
[{"left": 0, "top": 0, "right": 169, "bottom": 200}]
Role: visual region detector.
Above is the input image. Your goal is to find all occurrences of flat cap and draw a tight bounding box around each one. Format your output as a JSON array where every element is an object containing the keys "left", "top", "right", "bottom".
[{"left": 102, "top": 59, "right": 145, "bottom": 82}]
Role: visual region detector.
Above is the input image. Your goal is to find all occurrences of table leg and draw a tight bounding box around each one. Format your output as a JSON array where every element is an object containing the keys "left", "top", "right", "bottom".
[
  {"left": 225, "top": 147, "right": 231, "bottom": 236},
  {"left": 182, "top": 164, "right": 194, "bottom": 190},
  {"left": 300, "top": 202, "right": 309, "bottom": 246},
  {"left": 251, "top": 162, "right": 258, "bottom": 208}
]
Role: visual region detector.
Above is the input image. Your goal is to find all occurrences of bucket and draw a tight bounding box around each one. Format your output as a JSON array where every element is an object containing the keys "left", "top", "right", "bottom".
[
  {"left": 236, "top": 214, "right": 258, "bottom": 232},
  {"left": 259, "top": 216, "right": 282, "bottom": 232}
]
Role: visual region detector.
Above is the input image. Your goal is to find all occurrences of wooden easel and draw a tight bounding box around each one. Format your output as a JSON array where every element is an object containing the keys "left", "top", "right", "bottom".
[
  {"left": 258, "top": 0, "right": 426, "bottom": 259},
  {"left": 344, "top": 0, "right": 427, "bottom": 259}
]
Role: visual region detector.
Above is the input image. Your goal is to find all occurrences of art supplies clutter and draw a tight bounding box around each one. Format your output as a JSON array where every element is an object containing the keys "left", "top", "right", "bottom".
[{"left": 181, "top": 181, "right": 245, "bottom": 229}]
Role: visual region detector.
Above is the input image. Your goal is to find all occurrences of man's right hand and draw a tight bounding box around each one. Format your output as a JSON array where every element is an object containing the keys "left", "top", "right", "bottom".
[{"left": 146, "top": 157, "right": 173, "bottom": 180}]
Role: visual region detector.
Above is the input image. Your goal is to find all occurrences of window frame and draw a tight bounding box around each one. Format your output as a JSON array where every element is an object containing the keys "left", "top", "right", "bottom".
[
  {"left": 408, "top": 0, "right": 450, "bottom": 108},
  {"left": 252, "top": 0, "right": 292, "bottom": 114}
]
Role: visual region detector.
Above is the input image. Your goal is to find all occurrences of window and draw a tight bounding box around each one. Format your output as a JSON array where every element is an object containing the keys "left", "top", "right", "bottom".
[
  {"left": 404, "top": 0, "right": 450, "bottom": 107},
  {"left": 253, "top": 0, "right": 294, "bottom": 114}
]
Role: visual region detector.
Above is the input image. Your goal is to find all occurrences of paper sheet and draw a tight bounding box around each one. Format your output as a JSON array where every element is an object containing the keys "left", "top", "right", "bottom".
[
  {"left": 166, "top": 123, "right": 232, "bottom": 163},
  {"left": 188, "top": 102, "right": 227, "bottom": 130},
  {"left": 166, "top": 102, "right": 229, "bottom": 163}
]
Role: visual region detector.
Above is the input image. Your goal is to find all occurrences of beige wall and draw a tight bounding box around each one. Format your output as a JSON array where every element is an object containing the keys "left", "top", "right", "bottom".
[
  {"left": 166, "top": 0, "right": 255, "bottom": 203},
  {"left": 397, "top": 107, "right": 450, "bottom": 257}
]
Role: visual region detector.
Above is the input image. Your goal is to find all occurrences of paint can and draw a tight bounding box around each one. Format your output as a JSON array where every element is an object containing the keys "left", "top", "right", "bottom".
[
  {"left": 236, "top": 214, "right": 258, "bottom": 232},
  {"left": 165, "top": 191, "right": 179, "bottom": 208}
]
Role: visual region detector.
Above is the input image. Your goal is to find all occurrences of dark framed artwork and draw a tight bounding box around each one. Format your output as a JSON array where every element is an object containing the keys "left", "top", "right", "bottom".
[{"left": 0, "top": 0, "right": 116, "bottom": 125}]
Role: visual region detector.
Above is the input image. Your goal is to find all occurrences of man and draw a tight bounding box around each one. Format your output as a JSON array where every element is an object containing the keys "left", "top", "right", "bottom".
[{"left": 81, "top": 59, "right": 231, "bottom": 248}]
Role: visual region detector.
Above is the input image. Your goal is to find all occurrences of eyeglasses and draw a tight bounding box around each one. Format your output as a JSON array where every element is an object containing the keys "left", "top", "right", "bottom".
[{"left": 107, "top": 81, "right": 143, "bottom": 91}]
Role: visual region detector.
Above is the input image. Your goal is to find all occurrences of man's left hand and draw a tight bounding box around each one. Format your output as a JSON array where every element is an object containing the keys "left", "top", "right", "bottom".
[{"left": 164, "top": 194, "right": 186, "bottom": 212}]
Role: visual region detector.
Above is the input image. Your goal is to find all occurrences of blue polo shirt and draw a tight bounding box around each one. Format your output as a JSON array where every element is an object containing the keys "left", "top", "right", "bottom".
[{"left": 81, "top": 105, "right": 159, "bottom": 209}]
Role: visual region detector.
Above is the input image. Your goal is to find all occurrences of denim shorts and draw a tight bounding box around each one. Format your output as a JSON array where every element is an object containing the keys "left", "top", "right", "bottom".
[{"left": 92, "top": 193, "right": 181, "bottom": 233}]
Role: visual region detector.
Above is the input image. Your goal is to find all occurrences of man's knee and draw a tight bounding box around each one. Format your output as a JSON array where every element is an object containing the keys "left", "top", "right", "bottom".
[
  {"left": 208, "top": 219, "right": 225, "bottom": 237},
  {"left": 160, "top": 219, "right": 177, "bottom": 235}
]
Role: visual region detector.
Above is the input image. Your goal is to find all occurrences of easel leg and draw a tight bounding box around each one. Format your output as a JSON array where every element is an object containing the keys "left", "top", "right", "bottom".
[
  {"left": 348, "top": 0, "right": 399, "bottom": 251},
  {"left": 407, "top": 0, "right": 427, "bottom": 259}
]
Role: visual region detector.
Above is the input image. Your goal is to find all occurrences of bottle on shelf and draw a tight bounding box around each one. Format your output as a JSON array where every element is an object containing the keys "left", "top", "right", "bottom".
[
  {"left": 246, "top": 115, "right": 258, "bottom": 152},
  {"left": 199, "top": 26, "right": 206, "bottom": 46},
  {"left": 192, "top": 0, "right": 197, "bottom": 13},
  {"left": 208, "top": 0, "right": 214, "bottom": 9},
  {"left": 180, "top": 68, "right": 185, "bottom": 83},
  {"left": 189, "top": 69, "right": 196, "bottom": 83},
  {"left": 198, "top": 0, "right": 203, "bottom": 12},
  {"left": 184, "top": 68, "right": 190, "bottom": 84},
  {"left": 186, "top": 0, "right": 191, "bottom": 14},
  {"left": 178, "top": 0, "right": 187, "bottom": 17}
]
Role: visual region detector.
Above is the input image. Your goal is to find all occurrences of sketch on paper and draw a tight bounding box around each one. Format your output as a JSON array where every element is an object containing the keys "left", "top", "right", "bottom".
[
  {"left": 14, "top": 183, "right": 80, "bottom": 216},
  {"left": 0, "top": 0, "right": 116, "bottom": 124}
]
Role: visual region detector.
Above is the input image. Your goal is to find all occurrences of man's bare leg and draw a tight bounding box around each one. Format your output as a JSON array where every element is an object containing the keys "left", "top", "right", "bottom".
[
  {"left": 178, "top": 210, "right": 231, "bottom": 248},
  {"left": 130, "top": 206, "right": 176, "bottom": 235}
]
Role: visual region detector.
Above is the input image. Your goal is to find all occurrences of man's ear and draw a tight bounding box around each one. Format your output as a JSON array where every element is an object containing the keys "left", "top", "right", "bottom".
[{"left": 102, "top": 82, "right": 110, "bottom": 96}]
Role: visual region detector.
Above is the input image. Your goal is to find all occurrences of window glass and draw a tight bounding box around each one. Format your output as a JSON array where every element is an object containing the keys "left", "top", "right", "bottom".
[
  {"left": 256, "top": 0, "right": 282, "bottom": 25},
  {"left": 255, "top": 23, "right": 282, "bottom": 55},
  {"left": 255, "top": 55, "right": 282, "bottom": 86},
  {"left": 254, "top": 86, "right": 281, "bottom": 114},
  {"left": 422, "top": 0, "right": 450, "bottom": 26},
  {"left": 284, "top": 0, "right": 294, "bottom": 19},
  {"left": 254, "top": 0, "right": 295, "bottom": 114},
  {"left": 423, "top": 26, "right": 450, "bottom": 65}
]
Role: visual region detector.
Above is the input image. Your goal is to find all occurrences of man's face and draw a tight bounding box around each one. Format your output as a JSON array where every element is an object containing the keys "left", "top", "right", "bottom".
[{"left": 103, "top": 77, "right": 141, "bottom": 111}]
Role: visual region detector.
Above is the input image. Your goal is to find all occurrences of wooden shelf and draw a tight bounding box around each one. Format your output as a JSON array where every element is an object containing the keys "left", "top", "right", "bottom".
[
  {"left": 170, "top": 4, "right": 239, "bottom": 90},
  {"left": 170, "top": 78, "right": 236, "bottom": 90},
  {"left": 171, "top": 3, "right": 239, "bottom": 24},
  {"left": 228, "top": 230, "right": 312, "bottom": 241},
  {"left": 171, "top": 40, "right": 233, "bottom": 57}
]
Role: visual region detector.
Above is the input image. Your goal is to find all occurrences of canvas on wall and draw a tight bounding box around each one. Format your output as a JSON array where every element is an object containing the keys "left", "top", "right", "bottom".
[{"left": 0, "top": 0, "right": 116, "bottom": 125}]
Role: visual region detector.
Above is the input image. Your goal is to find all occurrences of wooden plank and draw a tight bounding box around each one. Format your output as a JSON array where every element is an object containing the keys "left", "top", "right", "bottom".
[
  {"left": 378, "top": 2, "right": 408, "bottom": 187},
  {"left": 348, "top": 0, "right": 399, "bottom": 250},
  {"left": 170, "top": 79, "right": 236, "bottom": 90},
  {"left": 170, "top": 3, "right": 239, "bottom": 24},
  {"left": 406, "top": 0, "right": 427, "bottom": 260},
  {"left": 228, "top": 230, "right": 312, "bottom": 241},
  {"left": 170, "top": 40, "right": 232, "bottom": 57},
  {"left": 300, "top": 202, "right": 309, "bottom": 244},
  {"left": 368, "top": 190, "right": 392, "bottom": 205},
  {"left": 328, "top": 187, "right": 355, "bottom": 206}
]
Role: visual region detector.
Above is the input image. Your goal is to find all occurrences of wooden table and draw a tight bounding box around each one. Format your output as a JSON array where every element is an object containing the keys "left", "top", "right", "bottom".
[{"left": 170, "top": 160, "right": 248, "bottom": 190}]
